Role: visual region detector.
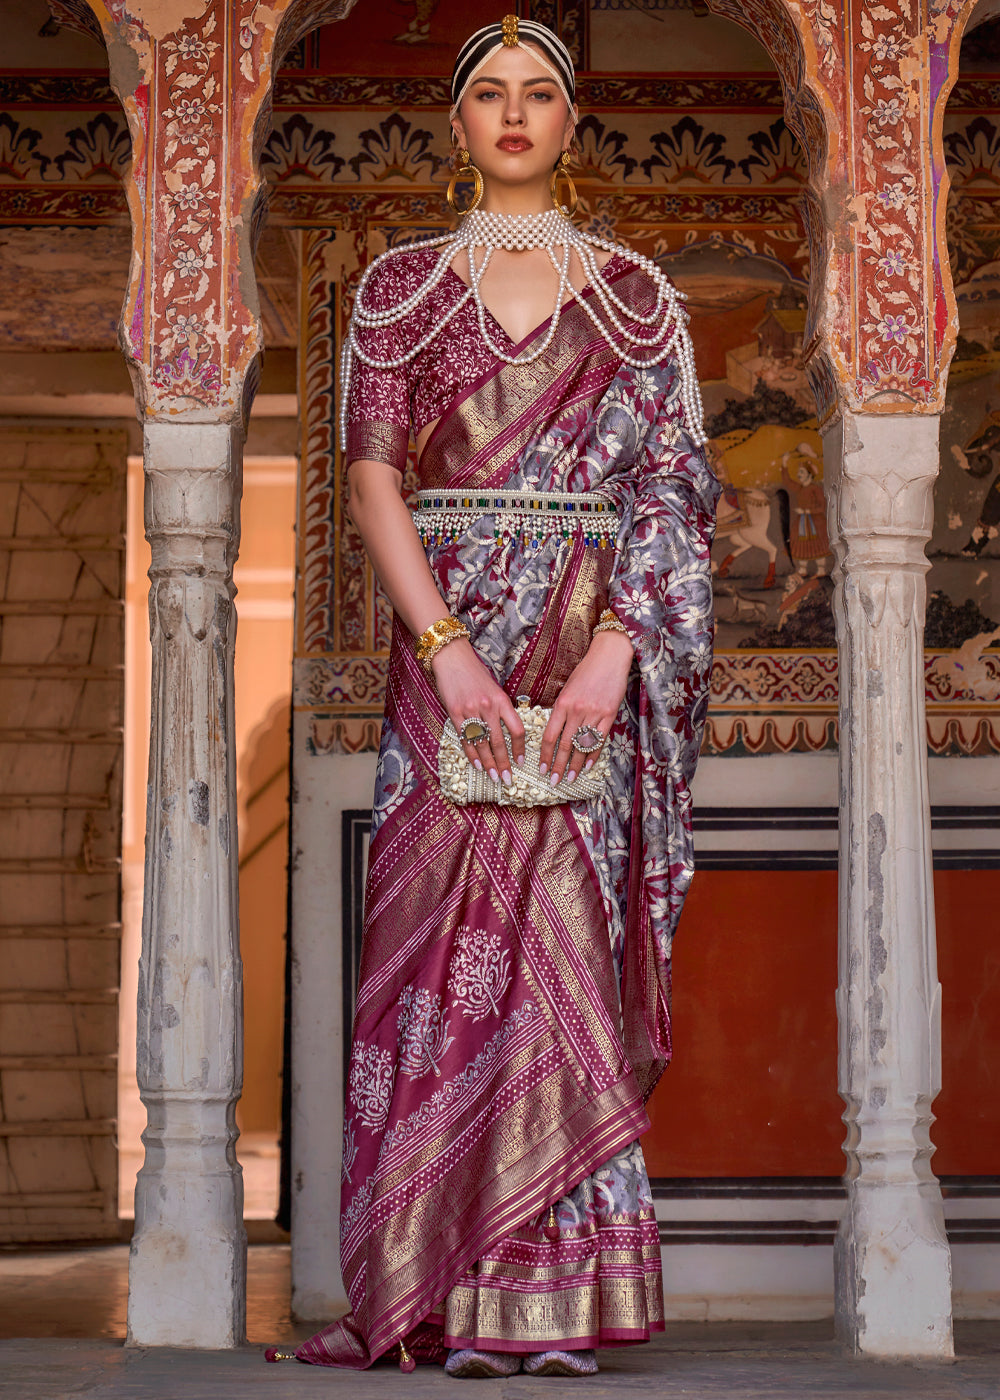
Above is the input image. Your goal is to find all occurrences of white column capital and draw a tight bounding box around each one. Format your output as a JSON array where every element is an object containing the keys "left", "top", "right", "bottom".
[{"left": 826, "top": 410, "right": 938, "bottom": 540}]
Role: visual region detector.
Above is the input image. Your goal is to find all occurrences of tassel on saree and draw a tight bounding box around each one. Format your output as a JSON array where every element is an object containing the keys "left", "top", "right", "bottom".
[
  {"left": 544, "top": 1203, "right": 560, "bottom": 1241},
  {"left": 399, "top": 1340, "right": 416, "bottom": 1372}
]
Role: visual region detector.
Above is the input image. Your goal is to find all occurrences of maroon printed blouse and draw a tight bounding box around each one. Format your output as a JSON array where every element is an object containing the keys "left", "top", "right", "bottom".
[{"left": 346, "top": 245, "right": 627, "bottom": 472}]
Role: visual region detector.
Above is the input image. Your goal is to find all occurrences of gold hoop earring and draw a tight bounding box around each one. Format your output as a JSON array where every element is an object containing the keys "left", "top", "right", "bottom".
[
  {"left": 550, "top": 150, "right": 578, "bottom": 217},
  {"left": 446, "top": 148, "right": 484, "bottom": 217}
]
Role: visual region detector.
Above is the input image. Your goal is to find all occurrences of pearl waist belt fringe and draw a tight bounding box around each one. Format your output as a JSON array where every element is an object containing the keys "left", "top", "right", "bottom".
[{"left": 412, "top": 488, "right": 621, "bottom": 549}]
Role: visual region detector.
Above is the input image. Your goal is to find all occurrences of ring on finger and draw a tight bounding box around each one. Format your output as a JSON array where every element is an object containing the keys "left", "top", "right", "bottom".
[
  {"left": 572, "top": 725, "right": 604, "bottom": 755},
  {"left": 460, "top": 716, "right": 491, "bottom": 746}
]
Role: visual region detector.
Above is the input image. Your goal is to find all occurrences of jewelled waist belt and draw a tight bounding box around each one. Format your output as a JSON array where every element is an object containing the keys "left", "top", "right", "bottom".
[{"left": 413, "top": 488, "right": 620, "bottom": 549}]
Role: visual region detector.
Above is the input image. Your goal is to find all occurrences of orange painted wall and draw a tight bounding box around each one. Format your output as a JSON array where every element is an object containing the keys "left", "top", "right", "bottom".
[{"left": 644, "top": 868, "right": 1000, "bottom": 1178}]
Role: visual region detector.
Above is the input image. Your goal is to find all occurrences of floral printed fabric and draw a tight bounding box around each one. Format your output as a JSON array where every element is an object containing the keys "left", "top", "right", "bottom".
[
  {"left": 416, "top": 307, "right": 720, "bottom": 1095},
  {"left": 296, "top": 252, "right": 719, "bottom": 1370}
]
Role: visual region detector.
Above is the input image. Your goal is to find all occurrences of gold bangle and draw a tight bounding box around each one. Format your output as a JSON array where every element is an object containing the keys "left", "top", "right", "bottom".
[
  {"left": 593, "top": 608, "right": 628, "bottom": 637},
  {"left": 416, "top": 615, "right": 469, "bottom": 670}
]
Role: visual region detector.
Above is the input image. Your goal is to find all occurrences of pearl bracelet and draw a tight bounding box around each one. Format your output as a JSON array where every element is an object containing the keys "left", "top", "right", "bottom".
[
  {"left": 593, "top": 609, "right": 628, "bottom": 637},
  {"left": 416, "top": 615, "right": 470, "bottom": 671}
]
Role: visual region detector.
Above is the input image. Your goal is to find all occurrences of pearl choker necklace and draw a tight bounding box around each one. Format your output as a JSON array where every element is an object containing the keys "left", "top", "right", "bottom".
[
  {"left": 339, "top": 214, "right": 708, "bottom": 452},
  {"left": 460, "top": 208, "right": 575, "bottom": 251}
]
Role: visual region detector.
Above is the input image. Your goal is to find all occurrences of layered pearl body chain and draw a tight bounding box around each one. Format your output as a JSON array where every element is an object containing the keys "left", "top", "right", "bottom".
[{"left": 339, "top": 209, "right": 707, "bottom": 451}]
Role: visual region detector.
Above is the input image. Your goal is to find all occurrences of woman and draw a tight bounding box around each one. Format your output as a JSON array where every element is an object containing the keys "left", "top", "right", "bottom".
[{"left": 269, "top": 15, "right": 718, "bottom": 1379}]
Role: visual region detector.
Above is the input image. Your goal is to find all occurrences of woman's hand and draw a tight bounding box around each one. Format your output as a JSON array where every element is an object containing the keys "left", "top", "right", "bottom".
[
  {"left": 539, "top": 630, "right": 634, "bottom": 784},
  {"left": 346, "top": 459, "right": 524, "bottom": 779},
  {"left": 431, "top": 639, "right": 525, "bottom": 785}
]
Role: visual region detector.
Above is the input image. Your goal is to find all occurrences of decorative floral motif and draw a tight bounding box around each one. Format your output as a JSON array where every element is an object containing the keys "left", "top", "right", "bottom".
[
  {"left": 268, "top": 74, "right": 790, "bottom": 110},
  {"left": 261, "top": 114, "right": 345, "bottom": 182},
  {"left": 705, "top": 645, "right": 1000, "bottom": 756},
  {"left": 378, "top": 1001, "right": 539, "bottom": 1159},
  {"left": 943, "top": 116, "right": 1000, "bottom": 283},
  {"left": 147, "top": 9, "right": 224, "bottom": 403},
  {"left": 877, "top": 248, "right": 908, "bottom": 276},
  {"left": 860, "top": 346, "right": 934, "bottom": 396},
  {"left": 801, "top": 0, "right": 841, "bottom": 76},
  {"left": 237, "top": 3, "right": 264, "bottom": 82},
  {"left": 397, "top": 985, "right": 454, "bottom": 1079},
  {"left": 349, "top": 113, "right": 445, "bottom": 183},
  {"left": 448, "top": 927, "right": 512, "bottom": 1023},
  {"left": 944, "top": 115, "right": 1000, "bottom": 182},
  {"left": 298, "top": 227, "right": 338, "bottom": 652},
  {"left": 875, "top": 180, "right": 914, "bottom": 212},
  {"left": 340, "top": 1001, "right": 540, "bottom": 1243},
  {"left": 738, "top": 119, "right": 804, "bottom": 185},
  {"left": 574, "top": 115, "right": 637, "bottom": 182},
  {"left": 874, "top": 313, "right": 912, "bottom": 345},
  {"left": 35, "top": 114, "right": 130, "bottom": 183},
  {"left": 348, "top": 1042, "right": 394, "bottom": 1132},
  {"left": 295, "top": 655, "right": 390, "bottom": 706},
  {"left": 641, "top": 116, "right": 736, "bottom": 184},
  {"left": 371, "top": 732, "right": 418, "bottom": 838},
  {"left": 0, "top": 114, "right": 43, "bottom": 181}
]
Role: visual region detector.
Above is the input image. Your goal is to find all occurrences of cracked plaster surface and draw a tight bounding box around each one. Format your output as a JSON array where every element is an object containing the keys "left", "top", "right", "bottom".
[{"left": 127, "top": 0, "right": 213, "bottom": 44}]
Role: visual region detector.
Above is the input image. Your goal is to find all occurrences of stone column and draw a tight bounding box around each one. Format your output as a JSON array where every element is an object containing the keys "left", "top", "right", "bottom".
[
  {"left": 127, "top": 421, "right": 246, "bottom": 1349},
  {"left": 702, "top": 0, "right": 965, "bottom": 1356},
  {"left": 48, "top": 0, "right": 364, "bottom": 1352},
  {"left": 825, "top": 410, "right": 953, "bottom": 1359}
]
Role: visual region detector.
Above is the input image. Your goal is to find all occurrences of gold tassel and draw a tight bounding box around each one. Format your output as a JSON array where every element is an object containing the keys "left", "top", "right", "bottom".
[
  {"left": 399, "top": 1340, "right": 416, "bottom": 1373},
  {"left": 544, "top": 1203, "right": 560, "bottom": 1241}
]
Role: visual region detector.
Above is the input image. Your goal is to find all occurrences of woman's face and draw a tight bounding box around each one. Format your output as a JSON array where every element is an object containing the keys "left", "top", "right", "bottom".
[{"left": 451, "top": 42, "right": 576, "bottom": 193}]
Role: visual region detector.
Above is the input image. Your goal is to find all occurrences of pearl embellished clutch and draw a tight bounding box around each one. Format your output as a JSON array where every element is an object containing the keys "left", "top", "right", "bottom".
[{"left": 438, "top": 704, "right": 610, "bottom": 807}]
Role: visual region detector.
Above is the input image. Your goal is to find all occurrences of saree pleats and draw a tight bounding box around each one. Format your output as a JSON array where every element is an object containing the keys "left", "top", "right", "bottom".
[
  {"left": 437, "top": 1140, "right": 664, "bottom": 1352},
  {"left": 297, "top": 275, "right": 719, "bottom": 1368}
]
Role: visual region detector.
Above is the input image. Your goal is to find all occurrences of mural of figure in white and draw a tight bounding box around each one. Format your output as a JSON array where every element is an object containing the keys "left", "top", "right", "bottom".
[{"left": 716, "top": 487, "right": 779, "bottom": 590}]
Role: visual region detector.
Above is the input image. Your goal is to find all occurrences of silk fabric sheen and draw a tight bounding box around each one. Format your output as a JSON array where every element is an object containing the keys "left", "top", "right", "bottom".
[{"left": 297, "top": 260, "right": 719, "bottom": 1368}]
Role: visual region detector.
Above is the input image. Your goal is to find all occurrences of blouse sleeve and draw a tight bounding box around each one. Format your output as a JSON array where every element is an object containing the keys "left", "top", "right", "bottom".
[{"left": 345, "top": 257, "right": 414, "bottom": 474}]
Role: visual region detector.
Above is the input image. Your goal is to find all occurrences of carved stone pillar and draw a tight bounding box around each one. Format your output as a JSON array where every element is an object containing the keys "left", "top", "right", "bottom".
[
  {"left": 825, "top": 410, "right": 952, "bottom": 1358},
  {"left": 127, "top": 421, "right": 246, "bottom": 1348},
  {"left": 48, "top": 0, "right": 361, "bottom": 1349},
  {"left": 703, "top": 0, "right": 975, "bottom": 1355}
]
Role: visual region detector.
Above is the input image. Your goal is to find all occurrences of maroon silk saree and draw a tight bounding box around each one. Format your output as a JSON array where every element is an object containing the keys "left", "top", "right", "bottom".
[{"left": 297, "top": 272, "right": 719, "bottom": 1368}]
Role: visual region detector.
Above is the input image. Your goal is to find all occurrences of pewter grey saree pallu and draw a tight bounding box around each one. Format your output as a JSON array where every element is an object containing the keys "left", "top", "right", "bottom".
[{"left": 297, "top": 270, "right": 720, "bottom": 1367}]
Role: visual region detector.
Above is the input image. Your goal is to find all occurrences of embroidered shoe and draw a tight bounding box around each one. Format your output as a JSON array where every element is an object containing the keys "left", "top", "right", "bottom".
[
  {"left": 522, "top": 1348, "right": 599, "bottom": 1377},
  {"left": 445, "top": 1348, "right": 522, "bottom": 1378}
]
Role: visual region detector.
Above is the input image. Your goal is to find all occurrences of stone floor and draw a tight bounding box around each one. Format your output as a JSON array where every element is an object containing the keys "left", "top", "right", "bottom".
[{"left": 1, "top": 1246, "right": 998, "bottom": 1399}]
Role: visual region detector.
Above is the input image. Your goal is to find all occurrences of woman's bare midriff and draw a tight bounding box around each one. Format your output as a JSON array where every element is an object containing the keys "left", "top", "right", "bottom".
[{"left": 416, "top": 418, "right": 439, "bottom": 461}]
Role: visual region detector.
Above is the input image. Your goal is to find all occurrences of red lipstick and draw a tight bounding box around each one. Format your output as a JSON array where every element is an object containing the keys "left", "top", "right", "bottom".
[{"left": 496, "top": 135, "right": 533, "bottom": 152}]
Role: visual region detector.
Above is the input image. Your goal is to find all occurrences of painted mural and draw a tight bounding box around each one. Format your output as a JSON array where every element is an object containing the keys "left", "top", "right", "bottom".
[
  {"left": 308, "top": 0, "right": 771, "bottom": 73},
  {"left": 2, "top": 2, "right": 1000, "bottom": 752},
  {"left": 661, "top": 243, "right": 830, "bottom": 651},
  {"left": 313, "top": 0, "right": 510, "bottom": 69},
  {"left": 680, "top": 89, "right": 1000, "bottom": 678}
]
